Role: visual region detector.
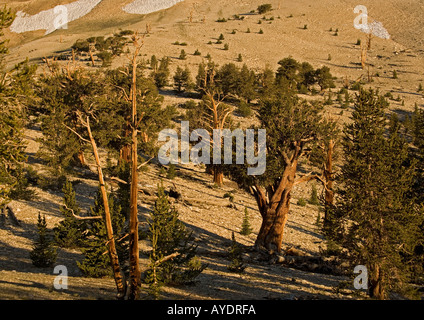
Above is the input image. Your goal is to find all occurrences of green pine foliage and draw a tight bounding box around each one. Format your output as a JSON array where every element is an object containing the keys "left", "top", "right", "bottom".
[
  {"left": 257, "top": 4, "right": 273, "bottom": 14},
  {"left": 153, "top": 56, "right": 170, "bottom": 89},
  {"left": 53, "top": 179, "right": 86, "bottom": 248},
  {"left": 0, "top": 8, "right": 37, "bottom": 208},
  {"left": 179, "top": 49, "right": 187, "bottom": 60},
  {"left": 236, "top": 101, "right": 253, "bottom": 117},
  {"left": 30, "top": 213, "right": 57, "bottom": 267},
  {"left": 36, "top": 68, "right": 100, "bottom": 177},
  {"left": 145, "top": 183, "right": 205, "bottom": 297},
  {"left": 309, "top": 184, "right": 320, "bottom": 206},
  {"left": 166, "top": 164, "right": 177, "bottom": 179},
  {"left": 240, "top": 208, "right": 252, "bottom": 236},
  {"left": 100, "top": 64, "right": 176, "bottom": 159},
  {"left": 77, "top": 188, "right": 127, "bottom": 278},
  {"left": 336, "top": 89, "right": 422, "bottom": 299},
  {"left": 173, "top": 66, "right": 193, "bottom": 93},
  {"left": 227, "top": 232, "right": 246, "bottom": 272}
]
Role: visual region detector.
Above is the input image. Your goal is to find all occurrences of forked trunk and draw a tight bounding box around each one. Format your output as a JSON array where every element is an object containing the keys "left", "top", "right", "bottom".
[
  {"left": 255, "top": 204, "right": 290, "bottom": 254},
  {"left": 253, "top": 161, "right": 297, "bottom": 254}
]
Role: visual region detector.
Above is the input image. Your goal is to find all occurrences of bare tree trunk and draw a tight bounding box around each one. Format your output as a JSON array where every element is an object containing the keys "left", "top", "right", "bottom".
[
  {"left": 76, "top": 149, "right": 86, "bottom": 167},
  {"left": 360, "top": 43, "right": 367, "bottom": 70},
  {"left": 213, "top": 165, "right": 224, "bottom": 186},
  {"left": 323, "top": 139, "right": 335, "bottom": 232},
  {"left": 86, "top": 117, "right": 126, "bottom": 299},
  {"left": 89, "top": 45, "right": 96, "bottom": 67},
  {"left": 128, "top": 44, "right": 142, "bottom": 300}
]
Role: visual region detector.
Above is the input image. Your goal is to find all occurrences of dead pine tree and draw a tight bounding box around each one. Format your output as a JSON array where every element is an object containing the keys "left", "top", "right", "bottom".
[
  {"left": 367, "top": 32, "right": 372, "bottom": 50},
  {"left": 121, "top": 33, "right": 146, "bottom": 300},
  {"left": 65, "top": 112, "right": 127, "bottom": 299},
  {"left": 206, "top": 90, "right": 232, "bottom": 186},
  {"left": 360, "top": 42, "right": 367, "bottom": 70},
  {"left": 192, "top": 66, "right": 233, "bottom": 186}
]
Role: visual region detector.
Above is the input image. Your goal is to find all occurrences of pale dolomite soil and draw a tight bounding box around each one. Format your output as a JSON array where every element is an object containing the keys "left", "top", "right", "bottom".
[{"left": 123, "top": 0, "right": 185, "bottom": 15}]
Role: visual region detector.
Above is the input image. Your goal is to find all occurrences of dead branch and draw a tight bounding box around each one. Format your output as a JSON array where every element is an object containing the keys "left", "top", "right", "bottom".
[{"left": 64, "top": 204, "right": 102, "bottom": 221}]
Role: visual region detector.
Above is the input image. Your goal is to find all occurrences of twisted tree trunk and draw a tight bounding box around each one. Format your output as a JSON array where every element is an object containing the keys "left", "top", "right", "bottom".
[{"left": 252, "top": 158, "right": 299, "bottom": 254}]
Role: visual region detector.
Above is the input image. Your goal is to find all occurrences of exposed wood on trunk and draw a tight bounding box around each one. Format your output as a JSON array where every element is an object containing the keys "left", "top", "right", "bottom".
[
  {"left": 127, "top": 36, "right": 144, "bottom": 300},
  {"left": 85, "top": 116, "right": 127, "bottom": 298},
  {"left": 88, "top": 44, "right": 96, "bottom": 67}
]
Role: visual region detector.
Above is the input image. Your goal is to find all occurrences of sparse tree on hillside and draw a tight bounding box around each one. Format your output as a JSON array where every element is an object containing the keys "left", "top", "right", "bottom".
[
  {"left": 173, "top": 66, "right": 192, "bottom": 93},
  {"left": 315, "top": 66, "right": 335, "bottom": 91},
  {"left": 153, "top": 56, "right": 170, "bottom": 89},
  {"left": 30, "top": 213, "right": 57, "bottom": 268},
  {"left": 188, "top": 63, "right": 234, "bottom": 185},
  {"left": 145, "top": 183, "right": 205, "bottom": 298},
  {"left": 257, "top": 4, "right": 273, "bottom": 14}
]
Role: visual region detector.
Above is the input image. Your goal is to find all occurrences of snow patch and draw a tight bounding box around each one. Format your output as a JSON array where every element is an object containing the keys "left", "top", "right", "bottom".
[
  {"left": 10, "top": 0, "right": 102, "bottom": 35},
  {"left": 122, "top": 0, "right": 184, "bottom": 15}
]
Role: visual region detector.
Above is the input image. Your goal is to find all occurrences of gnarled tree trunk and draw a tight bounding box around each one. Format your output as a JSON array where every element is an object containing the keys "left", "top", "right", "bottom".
[{"left": 252, "top": 159, "right": 298, "bottom": 254}]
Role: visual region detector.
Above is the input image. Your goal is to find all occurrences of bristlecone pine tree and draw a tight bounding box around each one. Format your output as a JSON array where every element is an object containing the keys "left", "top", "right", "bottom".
[
  {"left": 78, "top": 188, "right": 128, "bottom": 278},
  {"left": 145, "top": 183, "right": 205, "bottom": 298},
  {"left": 227, "top": 89, "right": 332, "bottom": 254},
  {"left": 53, "top": 179, "right": 86, "bottom": 248},
  {"left": 337, "top": 89, "right": 422, "bottom": 299},
  {"left": 30, "top": 213, "right": 57, "bottom": 267}
]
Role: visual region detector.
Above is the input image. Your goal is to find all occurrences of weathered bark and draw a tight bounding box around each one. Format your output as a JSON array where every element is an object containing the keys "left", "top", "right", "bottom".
[
  {"left": 253, "top": 159, "right": 298, "bottom": 254},
  {"left": 86, "top": 117, "right": 126, "bottom": 299},
  {"left": 88, "top": 45, "right": 96, "bottom": 67},
  {"left": 128, "top": 43, "right": 142, "bottom": 300},
  {"left": 120, "top": 144, "right": 131, "bottom": 164},
  {"left": 369, "top": 264, "right": 386, "bottom": 300},
  {"left": 213, "top": 165, "right": 224, "bottom": 186},
  {"left": 76, "top": 149, "right": 86, "bottom": 167}
]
